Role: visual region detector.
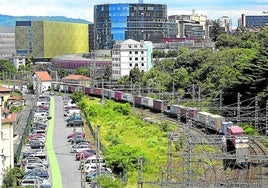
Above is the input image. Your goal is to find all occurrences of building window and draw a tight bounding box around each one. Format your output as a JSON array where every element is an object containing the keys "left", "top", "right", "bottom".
[
  {"left": 135, "top": 51, "right": 138, "bottom": 54},
  {"left": 141, "top": 57, "right": 144, "bottom": 61},
  {"left": 135, "top": 57, "right": 138, "bottom": 61},
  {"left": 135, "top": 63, "right": 138, "bottom": 67},
  {"left": 129, "top": 51, "right": 132, "bottom": 54},
  {"left": 130, "top": 57, "right": 132, "bottom": 61},
  {"left": 130, "top": 63, "right": 132, "bottom": 67},
  {"left": 141, "top": 51, "right": 144, "bottom": 54},
  {"left": 141, "top": 63, "right": 144, "bottom": 66}
]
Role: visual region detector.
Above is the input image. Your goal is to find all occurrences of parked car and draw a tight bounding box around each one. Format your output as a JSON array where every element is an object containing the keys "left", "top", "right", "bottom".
[
  {"left": 24, "top": 163, "right": 47, "bottom": 173},
  {"left": 71, "top": 143, "right": 90, "bottom": 153},
  {"left": 21, "top": 178, "right": 43, "bottom": 186},
  {"left": 76, "top": 150, "right": 96, "bottom": 161},
  {"left": 28, "top": 140, "right": 45, "bottom": 149},
  {"left": 25, "top": 168, "right": 49, "bottom": 179},
  {"left": 66, "top": 120, "right": 84, "bottom": 127},
  {"left": 67, "top": 132, "right": 85, "bottom": 140}
]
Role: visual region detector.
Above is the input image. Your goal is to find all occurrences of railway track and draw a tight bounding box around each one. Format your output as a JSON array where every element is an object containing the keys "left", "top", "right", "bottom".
[{"left": 134, "top": 107, "right": 268, "bottom": 187}]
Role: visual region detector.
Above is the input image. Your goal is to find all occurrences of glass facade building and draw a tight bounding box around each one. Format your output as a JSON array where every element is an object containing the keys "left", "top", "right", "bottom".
[
  {"left": 15, "top": 21, "right": 89, "bottom": 59},
  {"left": 94, "top": 3, "right": 167, "bottom": 49},
  {"left": 242, "top": 14, "right": 268, "bottom": 28}
]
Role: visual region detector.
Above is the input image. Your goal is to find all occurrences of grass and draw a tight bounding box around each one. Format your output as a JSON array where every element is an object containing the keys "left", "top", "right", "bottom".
[{"left": 80, "top": 97, "right": 170, "bottom": 187}]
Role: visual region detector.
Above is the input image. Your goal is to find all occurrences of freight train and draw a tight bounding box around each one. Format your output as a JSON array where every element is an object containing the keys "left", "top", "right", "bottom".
[{"left": 52, "top": 82, "right": 250, "bottom": 168}]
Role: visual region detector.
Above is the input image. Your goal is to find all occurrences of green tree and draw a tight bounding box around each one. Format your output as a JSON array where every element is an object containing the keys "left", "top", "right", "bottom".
[
  {"left": 129, "top": 66, "right": 143, "bottom": 84},
  {"left": 57, "top": 69, "right": 68, "bottom": 78},
  {"left": 70, "top": 91, "right": 84, "bottom": 103},
  {"left": 105, "top": 144, "right": 143, "bottom": 175},
  {"left": 75, "top": 67, "right": 90, "bottom": 77},
  {"left": 2, "top": 167, "right": 24, "bottom": 187}
]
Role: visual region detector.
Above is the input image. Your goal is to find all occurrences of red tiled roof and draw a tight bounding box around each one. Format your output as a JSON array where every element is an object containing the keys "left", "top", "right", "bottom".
[
  {"left": 35, "top": 71, "right": 52, "bottom": 81},
  {"left": 0, "top": 86, "right": 12, "bottom": 92},
  {"left": 62, "top": 74, "right": 90, "bottom": 81},
  {"left": 1, "top": 108, "right": 16, "bottom": 124},
  {"left": 8, "top": 96, "right": 24, "bottom": 101}
]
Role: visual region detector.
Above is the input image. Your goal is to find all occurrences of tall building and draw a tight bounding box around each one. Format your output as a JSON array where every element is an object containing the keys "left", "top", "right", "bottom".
[
  {"left": 240, "top": 14, "right": 268, "bottom": 28},
  {"left": 15, "top": 21, "right": 89, "bottom": 59},
  {"left": 112, "top": 39, "right": 152, "bottom": 80},
  {"left": 168, "top": 10, "right": 207, "bottom": 39},
  {"left": 0, "top": 27, "right": 15, "bottom": 59},
  {"left": 217, "top": 16, "right": 232, "bottom": 33},
  {"left": 94, "top": 3, "right": 167, "bottom": 49}
]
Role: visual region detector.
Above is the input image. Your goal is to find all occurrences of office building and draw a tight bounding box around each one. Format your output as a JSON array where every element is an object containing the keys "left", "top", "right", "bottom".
[
  {"left": 94, "top": 3, "right": 167, "bottom": 49},
  {"left": 15, "top": 21, "right": 89, "bottom": 59},
  {"left": 240, "top": 14, "right": 268, "bottom": 28},
  {"left": 0, "top": 27, "right": 15, "bottom": 59}
]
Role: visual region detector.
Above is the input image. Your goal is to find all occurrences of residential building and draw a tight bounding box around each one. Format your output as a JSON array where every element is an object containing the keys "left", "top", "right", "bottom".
[
  {"left": 94, "top": 3, "right": 167, "bottom": 49},
  {"left": 1, "top": 108, "right": 16, "bottom": 177},
  {"left": 240, "top": 14, "right": 268, "bottom": 28},
  {"left": 61, "top": 74, "right": 90, "bottom": 86},
  {"left": 0, "top": 86, "right": 12, "bottom": 107},
  {"left": 15, "top": 21, "right": 89, "bottom": 59},
  {"left": 32, "top": 71, "right": 52, "bottom": 94},
  {"left": 112, "top": 39, "right": 152, "bottom": 80},
  {"left": 217, "top": 16, "right": 232, "bottom": 33},
  {"left": 12, "top": 56, "right": 26, "bottom": 70}
]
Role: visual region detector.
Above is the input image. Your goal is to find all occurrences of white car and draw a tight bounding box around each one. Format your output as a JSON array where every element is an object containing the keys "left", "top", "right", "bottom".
[{"left": 73, "top": 145, "right": 91, "bottom": 153}]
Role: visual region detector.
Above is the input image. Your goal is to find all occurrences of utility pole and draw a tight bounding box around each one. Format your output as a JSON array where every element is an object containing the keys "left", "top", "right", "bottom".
[
  {"left": 237, "top": 93, "right": 241, "bottom": 126},
  {"left": 266, "top": 100, "right": 268, "bottom": 136},
  {"left": 137, "top": 156, "right": 143, "bottom": 188},
  {"left": 255, "top": 96, "right": 259, "bottom": 131},
  {"left": 101, "top": 78, "right": 104, "bottom": 104},
  {"left": 192, "top": 84, "right": 195, "bottom": 103},
  {"left": 197, "top": 86, "right": 201, "bottom": 110},
  {"left": 219, "top": 90, "right": 223, "bottom": 115}
]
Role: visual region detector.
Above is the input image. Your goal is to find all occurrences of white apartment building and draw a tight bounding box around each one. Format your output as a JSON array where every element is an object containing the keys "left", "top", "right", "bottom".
[
  {"left": 112, "top": 39, "right": 152, "bottom": 80},
  {"left": 32, "top": 71, "right": 52, "bottom": 94},
  {"left": 13, "top": 56, "right": 26, "bottom": 70},
  {"left": 0, "top": 101, "right": 16, "bottom": 186}
]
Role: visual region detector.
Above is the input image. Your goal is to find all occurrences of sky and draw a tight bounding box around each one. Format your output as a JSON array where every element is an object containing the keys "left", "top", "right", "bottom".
[{"left": 1, "top": 0, "right": 268, "bottom": 28}]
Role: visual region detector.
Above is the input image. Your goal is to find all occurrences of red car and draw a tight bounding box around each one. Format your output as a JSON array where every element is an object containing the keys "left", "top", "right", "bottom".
[
  {"left": 28, "top": 133, "right": 45, "bottom": 140},
  {"left": 67, "top": 132, "right": 85, "bottom": 140},
  {"left": 75, "top": 150, "right": 96, "bottom": 161}
]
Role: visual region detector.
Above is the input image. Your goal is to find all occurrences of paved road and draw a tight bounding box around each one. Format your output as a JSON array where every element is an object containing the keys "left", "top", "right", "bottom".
[{"left": 52, "top": 95, "right": 84, "bottom": 188}]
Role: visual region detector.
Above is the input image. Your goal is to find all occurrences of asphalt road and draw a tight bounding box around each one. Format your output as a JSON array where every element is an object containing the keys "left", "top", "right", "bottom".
[{"left": 52, "top": 95, "right": 84, "bottom": 188}]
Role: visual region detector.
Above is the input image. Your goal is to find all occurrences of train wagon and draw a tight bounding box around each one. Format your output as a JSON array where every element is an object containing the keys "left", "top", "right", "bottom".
[
  {"left": 68, "top": 85, "right": 75, "bottom": 93},
  {"left": 141, "top": 96, "right": 154, "bottom": 109},
  {"left": 180, "top": 106, "right": 199, "bottom": 121},
  {"left": 110, "top": 90, "right": 115, "bottom": 99},
  {"left": 122, "top": 93, "right": 134, "bottom": 103},
  {"left": 207, "top": 114, "right": 226, "bottom": 132},
  {"left": 219, "top": 121, "right": 234, "bottom": 135},
  {"left": 170, "top": 105, "right": 180, "bottom": 118},
  {"left": 84, "top": 87, "right": 91, "bottom": 95},
  {"left": 93, "top": 88, "right": 102, "bottom": 97},
  {"left": 135, "top": 95, "right": 142, "bottom": 106},
  {"left": 152, "top": 99, "right": 167, "bottom": 112},
  {"left": 103, "top": 89, "right": 112, "bottom": 99},
  {"left": 115, "top": 91, "right": 124, "bottom": 101},
  {"left": 227, "top": 126, "right": 248, "bottom": 148},
  {"left": 197, "top": 111, "right": 211, "bottom": 126}
]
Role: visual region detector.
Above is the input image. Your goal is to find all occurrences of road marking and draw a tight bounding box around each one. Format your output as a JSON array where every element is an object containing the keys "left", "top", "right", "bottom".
[{"left": 47, "top": 97, "right": 62, "bottom": 188}]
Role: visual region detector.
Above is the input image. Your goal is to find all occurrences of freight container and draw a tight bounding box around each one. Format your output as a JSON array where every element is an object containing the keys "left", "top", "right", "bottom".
[
  {"left": 207, "top": 114, "right": 226, "bottom": 131},
  {"left": 179, "top": 106, "right": 199, "bottom": 121},
  {"left": 115, "top": 91, "right": 124, "bottom": 101},
  {"left": 135, "top": 95, "right": 142, "bottom": 106},
  {"left": 170, "top": 105, "right": 180, "bottom": 118},
  {"left": 122, "top": 93, "right": 134, "bottom": 103},
  {"left": 141, "top": 97, "right": 153, "bottom": 108},
  {"left": 220, "top": 121, "right": 233, "bottom": 135},
  {"left": 197, "top": 111, "right": 211, "bottom": 126},
  {"left": 84, "top": 87, "right": 91, "bottom": 95},
  {"left": 153, "top": 99, "right": 167, "bottom": 112},
  {"left": 94, "top": 88, "right": 102, "bottom": 96},
  {"left": 103, "top": 89, "right": 112, "bottom": 99}
]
